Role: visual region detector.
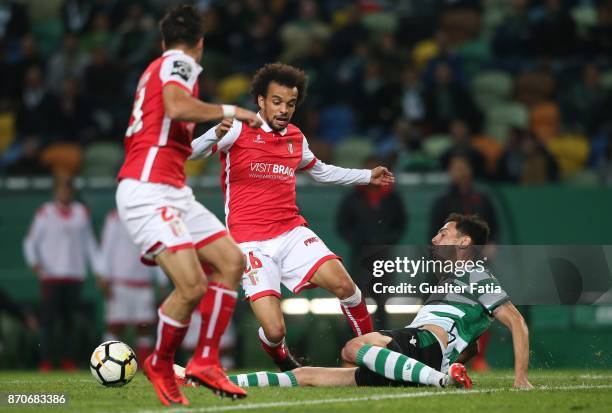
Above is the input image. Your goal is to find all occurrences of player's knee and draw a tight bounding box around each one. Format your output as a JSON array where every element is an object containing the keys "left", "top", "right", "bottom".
[
  {"left": 179, "top": 279, "right": 207, "bottom": 307},
  {"left": 341, "top": 339, "right": 362, "bottom": 363},
  {"left": 217, "top": 247, "right": 245, "bottom": 286},
  {"left": 226, "top": 248, "right": 246, "bottom": 277},
  {"left": 262, "top": 323, "right": 286, "bottom": 343}
]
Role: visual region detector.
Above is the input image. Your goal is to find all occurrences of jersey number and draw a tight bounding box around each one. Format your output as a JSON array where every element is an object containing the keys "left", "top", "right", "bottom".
[
  {"left": 126, "top": 87, "right": 146, "bottom": 137},
  {"left": 245, "top": 251, "right": 263, "bottom": 272}
]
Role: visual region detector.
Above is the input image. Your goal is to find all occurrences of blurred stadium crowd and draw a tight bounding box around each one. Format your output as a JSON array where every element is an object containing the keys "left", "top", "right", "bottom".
[{"left": 1, "top": 0, "right": 612, "bottom": 184}]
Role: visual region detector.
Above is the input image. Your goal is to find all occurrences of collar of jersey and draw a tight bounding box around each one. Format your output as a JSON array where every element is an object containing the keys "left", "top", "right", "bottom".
[
  {"left": 257, "top": 113, "right": 288, "bottom": 136},
  {"left": 162, "top": 49, "right": 203, "bottom": 71}
]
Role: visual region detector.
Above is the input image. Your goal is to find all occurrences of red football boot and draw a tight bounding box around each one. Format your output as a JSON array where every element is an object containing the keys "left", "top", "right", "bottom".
[
  {"left": 143, "top": 355, "right": 189, "bottom": 406},
  {"left": 184, "top": 359, "right": 247, "bottom": 399},
  {"left": 39, "top": 361, "right": 53, "bottom": 372},
  {"left": 174, "top": 364, "right": 197, "bottom": 388},
  {"left": 449, "top": 362, "right": 473, "bottom": 389}
]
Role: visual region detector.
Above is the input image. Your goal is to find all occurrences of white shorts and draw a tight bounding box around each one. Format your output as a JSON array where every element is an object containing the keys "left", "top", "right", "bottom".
[
  {"left": 105, "top": 283, "right": 155, "bottom": 325},
  {"left": 240, "top": 226, "right": 340, "bottom": 301},
  {"left": 116, "top": 179, "right": 227, "bottom": 265}
]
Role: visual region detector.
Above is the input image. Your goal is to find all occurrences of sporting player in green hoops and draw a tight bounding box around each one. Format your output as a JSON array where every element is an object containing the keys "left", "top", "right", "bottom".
[{"left": 221, "top": 214, "right": 533, "bottom": 390}]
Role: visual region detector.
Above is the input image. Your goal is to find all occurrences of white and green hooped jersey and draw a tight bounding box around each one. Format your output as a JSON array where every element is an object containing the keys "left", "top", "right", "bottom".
[{"left": 407, "top": 268, "right": 509, "bottom": 372}]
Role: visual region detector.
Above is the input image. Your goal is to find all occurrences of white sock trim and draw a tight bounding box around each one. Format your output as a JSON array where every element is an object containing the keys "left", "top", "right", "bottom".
[
  {"left": 209, "top": 284, "right": 238, "bottom": 298},
  {"left": 258, "top": 327, "right": 283, "bottom": 347},
  {"left": 158, "top": 309, "right": 189, "bottom": 328},
  {"left": 340, "top": 285, "right": 362, "bottom": 308},
  {"left": 427, "top": 369, "right": 447, "bottom": 388}
]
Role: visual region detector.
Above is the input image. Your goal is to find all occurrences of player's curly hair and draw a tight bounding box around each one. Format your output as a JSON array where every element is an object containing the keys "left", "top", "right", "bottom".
[
  {"left": 250, "top": 63, "right": 308, "bottom": 106},
  {"left": 159, "top": 4, "right": 205, "bottom": 48},
  {"left": 445, "top": 213, "right": 490, "bottom": 246}
]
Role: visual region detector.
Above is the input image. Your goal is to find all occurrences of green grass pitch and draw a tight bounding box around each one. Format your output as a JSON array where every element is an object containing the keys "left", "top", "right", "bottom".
[{"left": 1, "top": 369, "right": 611, "bottom": 412}]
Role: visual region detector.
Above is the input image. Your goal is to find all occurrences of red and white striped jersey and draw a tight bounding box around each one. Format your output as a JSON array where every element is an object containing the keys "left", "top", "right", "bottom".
[
  {"left": 117, "top": 49, "right": 202, "bottom": 188},
  {"left": 23, "top": 201, "right": 98, "bottom": 281},
  {"left": 191, "top": 116, "right": 371, "bottom": 243},
  {"left": 97, "top": 210, "right": 165, "bottom": 286}
]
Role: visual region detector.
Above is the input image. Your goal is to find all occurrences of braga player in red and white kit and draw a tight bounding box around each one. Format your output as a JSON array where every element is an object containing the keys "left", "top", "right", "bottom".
[
  {"left": 191, "top": 63, "right": 395, "bottom": 371},
  {"left": 115, "top": 5, "right": 261, "bottom": 406}
]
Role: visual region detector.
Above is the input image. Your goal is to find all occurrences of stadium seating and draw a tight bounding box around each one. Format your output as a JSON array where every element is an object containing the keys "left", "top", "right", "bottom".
[
  {"left": 396, "top": 151, "right": 437, "bottom": 172},
  {"left": 457, "top": 38, "right": 492, "bottom": 80},
  {"left": 546, "top": 134, "right": 590, "bottom": 177},
  {"left": 334, "top": 137, "right": 373, "bottom": 168},
  {"left": 529, "top": 102, "right": 561, "bottom": 142},
  {"left": 81, "top": 142, "right": 123, "bottom": 177},
  {"left": 361, "top": 12, "right": 398, "bottom": 32},
  {"left": 439, "top": 8, "right": 481, "bottom": 46},
  {"left": 217, "top": 74, "right": 251, "bottom": 104},
  {"left": 31, "top": 18, "right": 63, "bottom": 56},
  {"left": 318, "top": 105, "right": 355, "bottom": 146},
  {"left": 471, "top": 70, "right": 513, "bottom": 111},
  {"left": 422, "top": 134, "right": 452, "bottom": 160},
  {"left": 514, "top": 70, "right": 556, "bottom": 107},
  {"left": 484, "top": 101, "right": 529, "bottom": 142},
  {"left": 411, "top": 39, "right": 439, "bottom": 71},
  {"left": 571, "top": 4, "right": 598, "bottom": 33},
  {"left": 481, "top": 0, "right": 513, "bottom": 37},
  {"left": 601, "top": 69, "right": 612, "bottom": 91},
  {"left": 0, "top": 111, "right": 16, "bottom": 155},
  {"left": 40, "top": 143, "right": 83, "bottom": 176},
  {"left": 472, "top": 135, "right": 503, "bottom": 175}
]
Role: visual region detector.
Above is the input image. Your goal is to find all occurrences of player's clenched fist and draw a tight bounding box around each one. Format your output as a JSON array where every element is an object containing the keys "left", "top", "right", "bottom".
[
  {"left": 235, "top": 107, "right": 262, "bottom": 128},
  {"left": 215, "top": 118, "right": 234, "bottom": 139},
  {"left": 369, "top": 166, "right": 395, "bottom": 186}
]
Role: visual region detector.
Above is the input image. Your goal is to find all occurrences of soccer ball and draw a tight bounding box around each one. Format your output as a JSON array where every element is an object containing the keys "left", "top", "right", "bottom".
[{"left": 90, "top": 341, "right": 138, "bottom": 387}]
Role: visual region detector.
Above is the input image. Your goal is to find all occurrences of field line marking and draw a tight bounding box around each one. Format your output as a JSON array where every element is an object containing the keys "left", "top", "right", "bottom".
[
  {"left": 134, "top": 383, "right": 612, "bottom": 413},
  {"left": 477, "top": 374, "right": 612, "bottom": 380}
]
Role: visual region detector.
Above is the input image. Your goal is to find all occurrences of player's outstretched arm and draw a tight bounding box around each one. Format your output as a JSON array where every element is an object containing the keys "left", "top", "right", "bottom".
[
  {"left": 299, "top": 136, "right": 394, "bottom": 186},
  {"left": 190, "top": 118, "right": 241, "bottom": 160},
  {"left": 304, "top": 161, "right": 395, "bottom": 186},
  {"left": 163, "top": 84, "right": 261, "bottom": 127},
  {"left": 493, "top": 301, "right": 533, "bottom": 389}
]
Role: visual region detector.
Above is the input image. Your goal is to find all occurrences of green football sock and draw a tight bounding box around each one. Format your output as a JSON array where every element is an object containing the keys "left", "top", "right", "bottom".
[
  {"left": 228, "top": 371, "right": 298, "bottom": 387},
  {"left": 355, "top": 344, "right": 447, "bottom": 387}
]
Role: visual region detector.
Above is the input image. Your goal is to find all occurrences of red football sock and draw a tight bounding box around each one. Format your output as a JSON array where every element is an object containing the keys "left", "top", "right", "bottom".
[
  {"left": 193, "top": 282, "right": 237, "bottom": 366},
  {"left": 340, "top": 287, "right": 373, "bottom": 336},
  {"left": 258, "top": 327, "right": 288, "bottom": 361},
  {"left": 151, "top": 308, "right": 189, "bottom": 372},
  {"left": 474, "top": 330, "right": 491, "bottom": 362},
  {"left": 136, "top": 335, "right": 154, "bottom": 365}
]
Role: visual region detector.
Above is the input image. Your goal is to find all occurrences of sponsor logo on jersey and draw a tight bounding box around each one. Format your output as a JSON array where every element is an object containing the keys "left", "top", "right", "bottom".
[
  {"left": 303, "top": 236, "right": 320, "bottom": 246},
  {"left": 171, "top": 60, "right": 192, "bottom": 81},
  {"left": 249, "top": 162, "right": 295, "bottom": 177},
  {"left": 287, "top": 139, "right": 293, "bottom": 154},
  {"left": 253, "top": 134, "right": 265, "bottom": 144}
]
